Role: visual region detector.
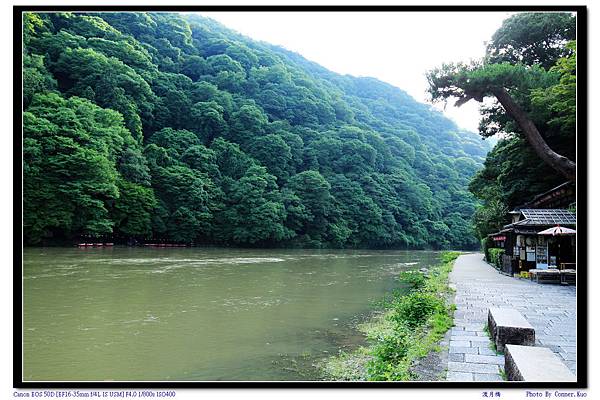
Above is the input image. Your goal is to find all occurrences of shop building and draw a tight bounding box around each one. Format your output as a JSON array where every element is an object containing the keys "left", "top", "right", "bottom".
[{"left": 490, "top": 208, "right": 576, "bottom": 275}]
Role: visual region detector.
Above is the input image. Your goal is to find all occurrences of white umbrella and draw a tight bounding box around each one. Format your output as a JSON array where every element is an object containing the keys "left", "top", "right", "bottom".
[{"left": 537, "top": 225, "right": 576, "bottom": 236}]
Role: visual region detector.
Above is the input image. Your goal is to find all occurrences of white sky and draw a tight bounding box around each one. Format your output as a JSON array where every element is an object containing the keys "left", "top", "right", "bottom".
[{"left": 198, "top": 11, "right": 513, "bottom": 132}]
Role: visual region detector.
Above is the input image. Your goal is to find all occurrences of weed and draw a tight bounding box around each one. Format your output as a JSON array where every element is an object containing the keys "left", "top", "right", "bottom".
[
  {"left": 499, "top": 367, "right": 507, "bottom": 381},
  {"left": 487, "top": 338, "right": 503, "bottom": 355},
  {"left": 398, "top": 270, "right": 427, "bottom": 290},
  {"left": 300, "top": 351, "right": 311, "bottom": 359}
]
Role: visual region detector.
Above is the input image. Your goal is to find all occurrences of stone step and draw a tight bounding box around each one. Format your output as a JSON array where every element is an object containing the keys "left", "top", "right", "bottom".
[
  {"left": 488, "top": 307, "right": 535, "bottom": 352},
  {"left": 505, "top": 344, "right": 576, "bottom": 381}
]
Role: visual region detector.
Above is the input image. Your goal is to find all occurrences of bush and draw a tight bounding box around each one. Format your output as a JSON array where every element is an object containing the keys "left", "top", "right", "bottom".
[
  {"left": 390, "top": 291, "right": 445, "bottom": 328},
  {"left": 481, "top": 238, "right": 489, "bottom": 261},
  {"left": 367, "top": 324, "right": 414, "bottom": 381},
  {"left": 398, "top": 271, "right": 426, "bottom": 290},
  {"left": 372, "top": 324, "right": 411, "bottom": 363},
  {"left": 440, "top": 251, "right": 461, "bottom": 264},
  {"left": 488, "top": 248, "right": 505, "bottom": 268},
  {"left": 481, "top": 237, "right": 494, "bottom": 262}
]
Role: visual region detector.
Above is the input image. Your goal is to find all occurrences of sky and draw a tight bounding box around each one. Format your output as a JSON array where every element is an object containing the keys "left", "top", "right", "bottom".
[{"left": 198, "top": 11, "right": 513, "bottom": 132}]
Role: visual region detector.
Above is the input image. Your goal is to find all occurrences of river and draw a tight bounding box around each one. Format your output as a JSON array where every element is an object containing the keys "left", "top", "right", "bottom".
[{"left": 22, "top": 247, "right": 441, "bottom": 381}]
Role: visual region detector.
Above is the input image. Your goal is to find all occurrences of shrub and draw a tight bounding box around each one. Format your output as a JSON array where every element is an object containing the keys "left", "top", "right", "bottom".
[
  {"left": 440, "top": 251, "right": 460, "bottom": 264},
  {"left": 367, "top": 324, "right": 414, "bottom": 381},
  {"left": 372, "top": 324, "right": 411, "bottom": 363},
  {"left": 488, "top": 248, "right": 505, "bottom": 268},
  {"left": 481, "top": 237, "right": 494, "bottom": 262},
  {"left": 398, "top": 271, "right": 426, "bottom": 290},
  {"left": 390, "top": 291, "right": 445, "bottom": 328}
]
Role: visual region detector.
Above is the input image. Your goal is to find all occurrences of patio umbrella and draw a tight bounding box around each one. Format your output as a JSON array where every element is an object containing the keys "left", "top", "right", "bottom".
[{"left": 537, "top": 225, "right": 576, "bottom": 236}]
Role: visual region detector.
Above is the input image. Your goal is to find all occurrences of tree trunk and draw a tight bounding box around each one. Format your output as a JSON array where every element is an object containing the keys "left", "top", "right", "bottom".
[{"left": 490, "top": 87, "right": 576, "bottom": 182}]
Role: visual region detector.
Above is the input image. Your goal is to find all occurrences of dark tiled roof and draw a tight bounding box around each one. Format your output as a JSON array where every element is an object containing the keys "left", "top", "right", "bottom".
[
  {"left": 512, "top": 208, "right": 576, "bottom": 226},
  {"left": 517, "top": 181, "right": 575, "bottom": 209}
]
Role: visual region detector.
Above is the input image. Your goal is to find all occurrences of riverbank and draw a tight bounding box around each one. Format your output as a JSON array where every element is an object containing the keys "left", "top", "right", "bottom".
[{"left": 320, "top": 251, "right": 460, "bottom": 381}]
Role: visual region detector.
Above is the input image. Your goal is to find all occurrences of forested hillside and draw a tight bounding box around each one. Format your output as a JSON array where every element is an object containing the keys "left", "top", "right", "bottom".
[{"left": 22, "top": 12, "right": 489, "bottom": 248}]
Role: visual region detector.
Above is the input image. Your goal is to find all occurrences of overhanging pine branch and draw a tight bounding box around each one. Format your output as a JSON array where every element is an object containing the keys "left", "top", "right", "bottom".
[{"left": 491, "top": 87, "right": 576, "bottom": 181}]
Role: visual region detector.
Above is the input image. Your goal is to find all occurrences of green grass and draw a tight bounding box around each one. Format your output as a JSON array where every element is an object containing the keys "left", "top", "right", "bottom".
[
  {"left": 320, "top": 347, "right": 372, "bottom": 381},
  {"left": 322, "top": 251, "right": 461, "bottom": 381},
  {"left": 483, "top": 324, "right": 503, "bottom": 355},
  {"left": 499, "top": 367, "right": 507, "bottom": 381}
]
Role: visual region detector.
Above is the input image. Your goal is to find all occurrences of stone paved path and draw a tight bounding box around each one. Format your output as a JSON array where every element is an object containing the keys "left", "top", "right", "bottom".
[{"left": 445, "top": 253, "right": 577, "bottom": 382}]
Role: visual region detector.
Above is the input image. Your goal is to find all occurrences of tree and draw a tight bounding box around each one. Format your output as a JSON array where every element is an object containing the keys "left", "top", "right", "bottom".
[
  {"left": 486, "top": 12, "right": 575, "bottom": 70},
  {"left": 147, "top": 127, "right": 200, "bottom": 155},
  {"left": 190, "top": 101, "right": 228, "bottom": 143},
  {"left": 471, "top": 200, "right": 509, "bottom": 240},
  {"left": 427, "top": 56, "right": 575, "bottom": 181},
  {"left": 150, "top": 164, "right": 220, "bottom": 242},
  {"left": 531, "top": 41, "right": 576, "bottom": 143},
  {"left": 23, "top": 93, "right": 127, "bottom": 243},
  {"left": 211, "top": 137, "right": 256, "bottom": 180},
  {"left": 427, "top": 12, "right": 576, "bottom": 181},
  {"left": 53, "top": 47, "right": 155, "bottom": 142},
  {"left": 228, "top": 103, "right": 268, "bottom": 146},
  {"left": 111, "top": 179, "right": 157, "bottom": 238},
  {"left": 215, "top": 166, "right": 291, "bottom": 244},
  {"left": 23, "top": 54, "right": 57, "bottom": 108},
  {"left": 23, "top": 12, "right": 47, "bottom": 45},
  {"left": 469, "top": 137, "right": 565, "bottom": 220},
  {"left": 180, "top": 55, "right": 207, "bottom": 81},
  {"left": 328, "top": 174, "right": 385, "bottom": 247},
  {"left": 117, "top": 145, "right": 152, "bottom": 186},
  {"left": 247, "top": 134, "right": 293, "bottom": 182},
  {"left": 285, "top": 170, "right": 333, "bottom": 241},
  {"left": 180, "top": 144, "right": 221, "bottom": 180}
]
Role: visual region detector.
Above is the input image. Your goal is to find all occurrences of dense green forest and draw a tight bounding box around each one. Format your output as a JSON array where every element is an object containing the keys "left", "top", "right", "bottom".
[
  {"left": 427, "top": 12, "right": 577, "bottom": 240},
  {"left": 22, "top": 12, "right": 490, "bottom": 249}
]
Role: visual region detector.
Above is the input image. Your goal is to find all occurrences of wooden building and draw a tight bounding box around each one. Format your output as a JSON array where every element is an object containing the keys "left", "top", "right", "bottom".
[
  {"left": 520, "top": 181, "right": 575, "bottom": 210},
  {"left": 489, "top": 208, "right": 576, "bottom": 275}
]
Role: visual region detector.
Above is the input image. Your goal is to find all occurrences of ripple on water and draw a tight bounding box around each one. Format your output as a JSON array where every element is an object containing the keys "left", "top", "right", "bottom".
[
  {"left": 146, "top": 258, "right": 287, "bottom": 274},
  {"left": 143, "top": 314, "right": 159, "bottom": 323},
  {"left": 24, "top": 270, "right": 85, "bottom": 279},
  {"left": 221, "top": 296, "right": 286, "bottom": 312},
  {"left": 218, "top": 257, "right": 286, "bottom": 264}
]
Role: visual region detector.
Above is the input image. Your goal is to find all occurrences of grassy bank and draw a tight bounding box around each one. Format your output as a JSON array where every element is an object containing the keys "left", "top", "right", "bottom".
[{"left": 321, "top": 251, "right": 461, "bottom": 381}]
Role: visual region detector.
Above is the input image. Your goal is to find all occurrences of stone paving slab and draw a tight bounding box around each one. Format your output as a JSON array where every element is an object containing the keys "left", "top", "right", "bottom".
[
  {"left": 449, "top": 340, "right": 471, "bottom": 347},
  {"left": 474, "top": 373, "right": 504, "bottom": 381},
  {"left": 447, "top": 371, "right": 474, "bottom": 381},
  {"left": 477, "top": 347, "right": 499, "bottom": 356},
  {"left": 465, "top": 354, "right": 505, "bottom": 365},
  {"left": 444, "top": 253, "right": 577, "bottom": 382},
  {"left": 449, "top": 346, "right": 479, "bottom": 354},
  {"left": 448, "top": 361, "right": 500, "bottom": 374}
]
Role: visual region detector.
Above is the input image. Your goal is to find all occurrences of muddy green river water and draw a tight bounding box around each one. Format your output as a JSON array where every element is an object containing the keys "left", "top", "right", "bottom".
[{"left": 22, "top": 247, "right": 440, "bottom": 381}]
